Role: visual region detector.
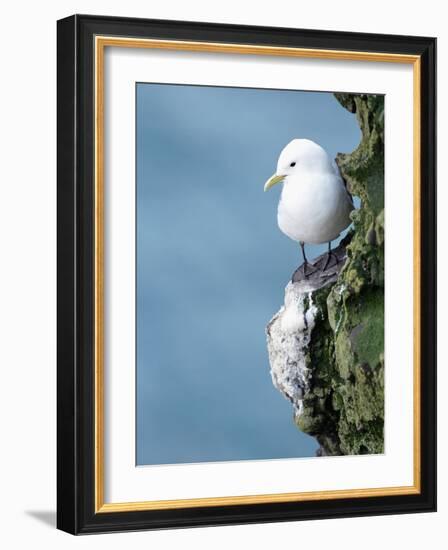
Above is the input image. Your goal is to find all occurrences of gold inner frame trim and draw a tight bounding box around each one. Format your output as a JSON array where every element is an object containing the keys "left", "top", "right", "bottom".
[{"left": 94, "top": 35, "right": 422, "bottom": 513}]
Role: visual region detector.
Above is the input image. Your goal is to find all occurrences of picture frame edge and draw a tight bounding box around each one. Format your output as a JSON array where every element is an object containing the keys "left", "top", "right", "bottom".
[{"left": 56, "top": 14, "right": 437, "bottom": 535}]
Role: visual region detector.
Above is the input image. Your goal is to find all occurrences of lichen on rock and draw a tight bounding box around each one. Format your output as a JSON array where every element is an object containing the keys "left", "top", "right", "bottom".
[{"left": 266, "top": 93, "right": 385, "bottom": 456}]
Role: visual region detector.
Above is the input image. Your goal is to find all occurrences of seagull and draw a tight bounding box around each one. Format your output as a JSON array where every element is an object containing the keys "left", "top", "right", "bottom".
[{"left": 264, "top": 138, "right": 353, "bottom": 277}]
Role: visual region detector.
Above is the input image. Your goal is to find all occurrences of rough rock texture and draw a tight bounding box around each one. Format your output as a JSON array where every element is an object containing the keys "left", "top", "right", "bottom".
[{"left": 266, "top": 94, "right": 385, "bottom": 456}]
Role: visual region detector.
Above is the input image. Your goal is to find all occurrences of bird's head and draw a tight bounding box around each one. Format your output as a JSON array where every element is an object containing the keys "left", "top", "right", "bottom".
[{"left": 264, "top": 139, "right": 332, "bottom": 191}]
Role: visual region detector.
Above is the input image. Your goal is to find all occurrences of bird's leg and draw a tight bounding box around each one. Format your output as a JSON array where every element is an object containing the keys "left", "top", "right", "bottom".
[
  {"left": 322, "top": 241, "right": 338, "bottom": 271},
  {"left": 300, "top": 242, "right": 310, "bottom": 278}
]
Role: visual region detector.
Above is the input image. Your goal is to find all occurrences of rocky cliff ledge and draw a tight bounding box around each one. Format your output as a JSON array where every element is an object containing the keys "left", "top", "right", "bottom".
[{"left": 266, "top": 94, "right": 385, "bottom": 456}]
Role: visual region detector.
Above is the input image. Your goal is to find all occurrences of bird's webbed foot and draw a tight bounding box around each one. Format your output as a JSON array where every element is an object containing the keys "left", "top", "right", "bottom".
[
  {"left": 303, "top": 260, "right": 313, "bottom": 279},
  {"left": 322, "top": 251, "right": 338, "bottom": 272},
  {"left": 291, "top": 259, "right": 317, "bottom": 283},
  {"left": 321, "top": 242, "right": 339, "bottom": 272}
]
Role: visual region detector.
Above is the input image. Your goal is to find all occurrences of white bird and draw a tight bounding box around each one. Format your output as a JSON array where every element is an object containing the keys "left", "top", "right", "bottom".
[{"left": 264, "top": 138, "right": 353, "bottom": 276}]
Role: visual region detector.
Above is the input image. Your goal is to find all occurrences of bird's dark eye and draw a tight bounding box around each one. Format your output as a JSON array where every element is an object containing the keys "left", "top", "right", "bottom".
[{"left": 290, "top": 162, "right": 296, "bottom": 167}]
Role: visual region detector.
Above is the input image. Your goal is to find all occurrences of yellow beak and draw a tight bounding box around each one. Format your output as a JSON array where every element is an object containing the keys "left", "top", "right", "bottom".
[{"left": 264, "top": 173, "right": 285, "bottom": 192}]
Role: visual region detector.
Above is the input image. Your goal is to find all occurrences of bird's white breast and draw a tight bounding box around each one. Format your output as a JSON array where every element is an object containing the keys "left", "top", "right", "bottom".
[{"left": 277, "top": 171, "right": 352, "bottom": 245}]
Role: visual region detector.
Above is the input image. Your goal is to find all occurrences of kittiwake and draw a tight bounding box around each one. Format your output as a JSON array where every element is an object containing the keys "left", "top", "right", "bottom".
[{"left": 264, "top": 138, "right": 354, "bottom": 276}]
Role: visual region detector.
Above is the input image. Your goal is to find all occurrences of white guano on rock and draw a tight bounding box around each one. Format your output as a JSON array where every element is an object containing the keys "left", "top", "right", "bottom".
[{"left": 266, "top": 281, "right": 319, "bottom": 417}]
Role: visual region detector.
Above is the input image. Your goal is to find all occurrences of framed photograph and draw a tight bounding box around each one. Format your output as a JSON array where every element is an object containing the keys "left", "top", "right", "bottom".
[{"left": 57, "top": 14, "right": 436, "bottom": 534}]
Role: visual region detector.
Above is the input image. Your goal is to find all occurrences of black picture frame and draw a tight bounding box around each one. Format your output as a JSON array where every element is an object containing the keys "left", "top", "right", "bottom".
[{"left": 57, "top": 14, "right": 436, "bottom": 535}]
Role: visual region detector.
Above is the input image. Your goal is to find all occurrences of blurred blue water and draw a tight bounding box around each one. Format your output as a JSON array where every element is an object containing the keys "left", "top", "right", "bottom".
[{"left": 136, "top": 83, "right": 361, "bottom": 465}]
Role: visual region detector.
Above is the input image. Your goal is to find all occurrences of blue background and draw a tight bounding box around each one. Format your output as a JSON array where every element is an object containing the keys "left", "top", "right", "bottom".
[{"left": 136, "top": 83, "right": 360, "bottom": 465}]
